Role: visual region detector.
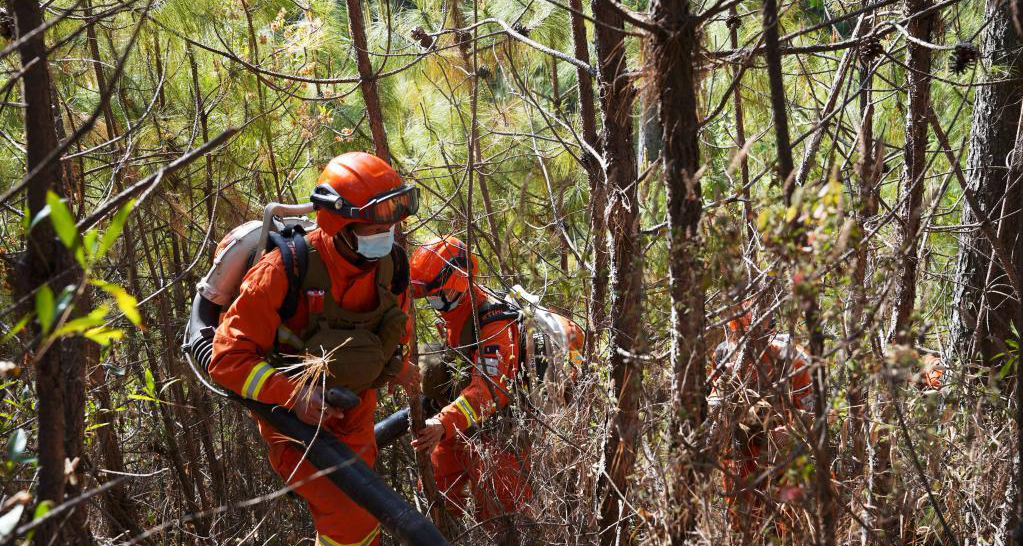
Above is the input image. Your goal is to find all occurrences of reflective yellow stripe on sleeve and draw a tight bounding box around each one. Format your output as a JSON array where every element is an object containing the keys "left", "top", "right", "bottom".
[
  {"left": 453, "top": 395, "right": 479, "bottom": 427},
  {"left": 318, "top": 526, "right": 381, "bottom": 546},
  {"left": 242, "top": 361, "right": 276, "bottom": 400}
]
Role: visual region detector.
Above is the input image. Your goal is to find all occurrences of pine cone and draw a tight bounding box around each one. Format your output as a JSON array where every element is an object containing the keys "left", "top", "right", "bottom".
[
  {"left": 0, "top": 8, "right": 14, "bottom": 41},
  {"left": 725, "top": 14, "right": 741, "bottom": 30},
  {"left": 512, "top": 24, "right": 530, "bottom": 37},
  {"left": 859, "top": 35, "right": 883, "bottom": 61},
  {"left": 411, "top": 26, "right": 433, "bottom": 49},
  {"left": 951, "top": 42, "right": 979, "bottom": 74},
  {"left": 477, "top": 65, "right": 492, "bottom": 80}
]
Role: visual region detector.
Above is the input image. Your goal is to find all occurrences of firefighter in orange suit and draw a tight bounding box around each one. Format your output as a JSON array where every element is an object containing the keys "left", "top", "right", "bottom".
[
  {"left": 710, "top": 305, "right": 814, "bottom": 534},
  {"left": 210, "top": 152, "right": 421, "bottom": 546},
  {"left": 409, "top": 236, "right": 532, "bottom": 544}
]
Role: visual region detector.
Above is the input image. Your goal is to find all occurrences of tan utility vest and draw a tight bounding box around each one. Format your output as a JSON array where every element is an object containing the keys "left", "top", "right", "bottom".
[{"left": 274, "top": 246, "right": 407, "bottom": 393}]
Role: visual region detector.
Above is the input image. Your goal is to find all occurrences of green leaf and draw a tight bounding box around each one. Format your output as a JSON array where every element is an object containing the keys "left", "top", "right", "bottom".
[
  {"left": 143, "top": 369, "right": 156, "bottom": 398},
  {"left": 97, "top": 200, "right": 135, "bottom": 259},
  {"left": 0, "top": 504, "right": 24, "bottom": 539},
  {"left": 7, "top": 429, "right": 26, "bottom": 462},
  {"left": 83, "top": 327, "right": 123, "bottom": 346},
  {"left": 82, "top": 230, "right": 99, "bottom": 259},
  {"left": 53, "top": 306, "right": 110, "bottom": 337},
  {"left": 91, "top": 281, "right": 141, "bottom": 327},
  {"left": 0, "top": 315, "right": 31, "bottom": 346},
  {"left": 127, "top": 393, "right": 164, "bottom": 404},
  {"left": 34, "top": 286, "right": 54, "bottom": 334},
  {"left": 45, "top": 191, "right": 78, "bottom": 251},
  {"left": 31, "top": 500, "right": 52, "bottom": 522},
  {"left": 998, "top": 358, "right": 1016, "bottom": 380}
]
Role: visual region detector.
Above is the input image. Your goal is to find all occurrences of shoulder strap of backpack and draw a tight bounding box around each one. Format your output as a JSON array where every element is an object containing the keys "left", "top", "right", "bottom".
[
  {"left": 389, "top": 244, "right": 410, "bottom": 295},
  {"left": 266, "top": 225, "right": 308, "bottom": 322}
]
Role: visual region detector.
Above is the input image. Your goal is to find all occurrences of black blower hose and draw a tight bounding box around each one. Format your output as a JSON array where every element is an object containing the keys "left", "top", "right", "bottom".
[
  {"left": 374, "top": 408, "right": 411, "bottom": 448},
  {"left": 240, "top": 398, "right": 449, "bottom": 546},
  {"left": 183, "top": 294, "right": 450, "bottom": 546}
]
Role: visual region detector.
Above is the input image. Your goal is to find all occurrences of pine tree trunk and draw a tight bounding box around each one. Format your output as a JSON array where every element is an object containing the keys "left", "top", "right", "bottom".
[
  {"left": 7, "top": 0, "right": 89, "bottom": 543},
  {"left": 569, "top": 0, "right": 606, "bottom": 369},
  {"left": 848, "top": 19, "right": 878, "bottom": 543},
  {"left": 891, "top": 0, "right": 935, "bottom": 345},
  {"left": 873, "top": 1, "right": 935, "bottom": 540},
  {"left": 949, "top": 0, "right": 1023, "bottom": 537},
  {"left": 591, "top": 0, "right": 641, "bottom": 543},
  {"left": 648, "top": 0, "right": 705, "bottom": 541},
  {"left": 762, "top": 0, "right": 835, "bottom": 540},
  {"left": 950, "top": 0, "right": 1023, "bottom": 369},
  {"left": 345, "top": 0, "right": 390, "bottom": 162}
]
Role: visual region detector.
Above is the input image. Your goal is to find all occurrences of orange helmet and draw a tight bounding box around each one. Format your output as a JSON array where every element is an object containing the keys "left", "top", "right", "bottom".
[
  {"left": 311, "top": 152, "right": 419, "bottom": 237},
  {"left": 409, "top": 236, "right": 478, "bottom": 299}
]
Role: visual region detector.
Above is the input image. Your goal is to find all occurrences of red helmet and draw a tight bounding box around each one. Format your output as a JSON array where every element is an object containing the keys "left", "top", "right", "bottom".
[
  {"left": 409, "top": 236, "right": 478, "bottom": 299},
  {"left": 311, "top": 152, "right": 419, "bottom": 237}
]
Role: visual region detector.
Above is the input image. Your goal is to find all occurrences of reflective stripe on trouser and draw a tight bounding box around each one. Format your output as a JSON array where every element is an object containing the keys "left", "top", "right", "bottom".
[
  {"left": 318, "top": 526, "right": 380, "bottom": 546},
  {"left": 260, "top": 390, "right": 380, "bottom": 546}
]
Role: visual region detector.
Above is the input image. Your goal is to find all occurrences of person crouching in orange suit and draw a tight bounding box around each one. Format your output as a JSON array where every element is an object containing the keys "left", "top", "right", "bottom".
[
  {"left": 409, "top": 236, "right": 533, "bottom": 545},
  {"left": 210, "top": 152, "right": 421, "bottom": 546},
  {"left": 710, "top": 305, "right": 814, "bottom": 536}
]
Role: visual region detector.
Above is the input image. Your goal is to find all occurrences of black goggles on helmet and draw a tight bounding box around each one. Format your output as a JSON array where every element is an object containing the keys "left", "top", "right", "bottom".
[
  {"left": 411, "top": 249, "right": 470, "bottom": 299},
  {"left": 311, "top": 184, "right": 420, "bottom": 224}
]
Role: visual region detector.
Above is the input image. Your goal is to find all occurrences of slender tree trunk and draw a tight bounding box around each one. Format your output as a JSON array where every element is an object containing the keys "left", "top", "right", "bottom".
[
  {"left": 891, "top": 0, "right": 935, "bottom": 345},
  {"left": 649, "top": 0, "right": 706, "bottom": 542},
  {"left": 7, "top": 0, "right": 89, "bottom": 543},
  {"left": 345, "top": 0, "right": 390, "bottom": 161},
  {"left": 849, "top": 17, "right": 878, "bottom": 543},
  {"left": 762, "top": 0, "right": 835, "bottom": 542},
  {"left": 728, "top": 11, "right": 756, "bottom": 270},
  {"left": 569, "top": 0, "right": 606, "bottom": 370},
  {"left": 591, "top": 0, "right": 641, "bottom": 543},
  {"left": 873, "top": 1, "right": 935, "bottom": 540}
]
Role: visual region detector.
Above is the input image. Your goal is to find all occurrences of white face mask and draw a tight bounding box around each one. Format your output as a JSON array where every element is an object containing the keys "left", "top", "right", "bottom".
[
  {"left": 354, "top": 226, "right": 394, "bottom": 259},
  {"left": 426, "top": 291, "right": 462, "bottom": 312}
]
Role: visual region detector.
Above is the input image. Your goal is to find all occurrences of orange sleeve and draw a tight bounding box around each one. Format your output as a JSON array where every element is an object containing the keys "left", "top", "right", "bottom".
[
  {"left": 210, "top": 252, "right": 300, "bottom": 407},
  {"left": 437, "top": 319, "right": 518, "bottom": 439}
]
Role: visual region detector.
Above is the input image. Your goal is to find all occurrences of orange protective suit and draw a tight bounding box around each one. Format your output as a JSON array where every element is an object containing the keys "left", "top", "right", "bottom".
[
  {"left": 711, "top": 332, "right": 813, "bottom": 534},
  {"left": 211, "top": 228, "right": 411, "bottom": 546},
  {"left": 430, "top": 289, "right": 533, "bottom": 522}
]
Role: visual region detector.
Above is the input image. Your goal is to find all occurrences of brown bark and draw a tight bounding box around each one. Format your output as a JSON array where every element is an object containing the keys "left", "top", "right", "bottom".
[
  {"left": 762, "top": 0, "right": 795, "bottom": 199},
  {"left": 950, "top": 0, "right": 1023, "bottom": 368},
  {"left": 874, "top": 1, "right": 935, "bottom": 540},
  {"left": 947, "top": 3, "right": 1023, "bottom": 534},
  {"left": 762, "top": 0, "right": 835, "bottom": 541},
  {"left": 949, "top": 4, "right": 1023, "bottom": 532},
  {"left": 569, "top": 0, "right": 606, "bottom": 370},
  {"left": 7, "top": 0, "right": 89, "bottom": 543},
  {"left": 345, "top": 0, "right": 390, "bottom": 162},
  {"left": 591, "top": 0, "right": 641, "bottom": 543},
  {"left": 728, "top": 9, "right": 756, "bottom": 268},
  {"left": 848, "top": 14, "right": 878, "bottom": 540},
  {"left": 891, "top": 0, "right": 935, "bottom": 346},
  {"left": 648, "top": 0, "right": 705, "bottom": 541}
]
